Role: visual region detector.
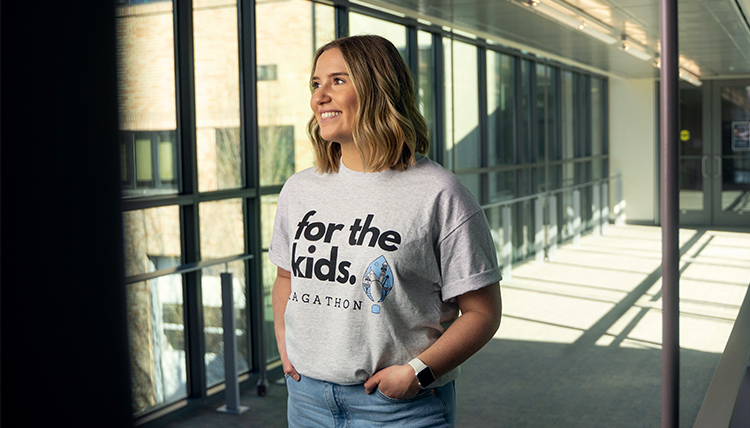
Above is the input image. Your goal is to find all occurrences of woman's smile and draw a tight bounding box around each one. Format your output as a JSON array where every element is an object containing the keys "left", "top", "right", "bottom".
[{"left": 310, "top": 48, "right": 358, "bottom": 146}]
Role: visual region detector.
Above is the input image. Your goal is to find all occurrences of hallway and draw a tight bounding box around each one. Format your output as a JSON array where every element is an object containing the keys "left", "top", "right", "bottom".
[{"left": 166, "top": 224, "right": 750, "bottom": 427}]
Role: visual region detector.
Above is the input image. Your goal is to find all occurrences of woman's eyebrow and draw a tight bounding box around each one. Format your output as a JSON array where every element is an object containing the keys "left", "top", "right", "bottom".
[{"left": 311, "top": 72, "right": 349, "bottom": 80}]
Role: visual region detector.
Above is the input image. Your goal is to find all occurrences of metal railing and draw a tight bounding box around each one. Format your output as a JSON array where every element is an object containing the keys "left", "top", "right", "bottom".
[
  {"left": 481, "top": 174, "right": 623, "bottom": 280},
  {"left": 125, "top": 253, "right": 257, "bottom": 416},
  {"left": 693, "top": 284, "right": 750, "bottom": 428},
  {"left": 124, "top": 253, "right": 254, "bottom": 285}
]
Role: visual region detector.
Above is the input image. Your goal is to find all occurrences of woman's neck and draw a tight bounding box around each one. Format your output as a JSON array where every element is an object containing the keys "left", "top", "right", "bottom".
[{"left": 339, "top": 141, "right": 364, "bottom": 172}]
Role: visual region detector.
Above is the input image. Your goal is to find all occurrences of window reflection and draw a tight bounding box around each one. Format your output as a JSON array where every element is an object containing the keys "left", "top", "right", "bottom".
[
  {"left": 127, "top": 275, "right": 187, "bottom": 415},
  {"left": 418, "top": 31, "right": 435, "bottom": 158},
  {"left": 488, "top": 51, "right": 515, "bottom": 166},
  {"left": 116, "top": 1, "right": 178, "bottom": 198},
  {"left": 194, "top": 2, "right": 242, "bottom": 192},
  {"left": 349, "top": 13, "right": 407, "bottom": 60},
  {"left": 450, "top": 39, "right": 480, "bottom": 170},
  {"left": 199, "top": 198, "right": 245, "bottom": 259},
  {"left": 122, "top": 206, "right": 181, "bottom": 277}
]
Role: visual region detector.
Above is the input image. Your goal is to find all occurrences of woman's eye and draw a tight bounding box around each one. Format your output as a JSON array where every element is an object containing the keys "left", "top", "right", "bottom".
[
  {"left": 311, "top": 82, "right": 320, "bottom": 89},
  {"left": 334, "top": 78, "right": 345, "bottom": 85}
]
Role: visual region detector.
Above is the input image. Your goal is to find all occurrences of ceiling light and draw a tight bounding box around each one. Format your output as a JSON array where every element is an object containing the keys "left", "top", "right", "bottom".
[
  {"left": 533, "top": 2, "right": 586, "bottom": 29},
  {"left": 679, "top": 68, "right": 702, "bottom": 87},
  {"left": 579, "top": 25, "right": 617, "bottom": 44},
  {"left": 619, "top": 35, "right": 651, "bottom": 61},
  {"left": 521, "top": 0, "right": 617, "bottom": 45}
]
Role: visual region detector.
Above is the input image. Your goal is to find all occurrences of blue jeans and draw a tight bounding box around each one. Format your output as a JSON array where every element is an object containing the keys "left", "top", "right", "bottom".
[{"left": 285, "top": 374, "right": 456, "bottom": 427}]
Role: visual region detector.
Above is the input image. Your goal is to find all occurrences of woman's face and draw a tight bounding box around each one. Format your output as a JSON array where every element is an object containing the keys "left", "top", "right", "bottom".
[{"left": 310, "top": 48, "right": 358, "bottom": 146}]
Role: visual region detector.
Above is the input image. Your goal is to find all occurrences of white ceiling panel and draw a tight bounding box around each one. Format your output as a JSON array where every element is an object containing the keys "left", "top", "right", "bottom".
[{"left": 369, "top": 0, "right": 750, "bottom": 79}]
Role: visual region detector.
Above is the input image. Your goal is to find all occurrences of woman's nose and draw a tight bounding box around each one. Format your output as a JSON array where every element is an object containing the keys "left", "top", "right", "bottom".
[{"left": 312, "top": 86, "right": 331, "bottom": 105}]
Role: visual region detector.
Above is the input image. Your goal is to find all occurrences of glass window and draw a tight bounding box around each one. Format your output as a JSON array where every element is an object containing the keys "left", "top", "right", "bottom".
[
  {"left": 199, "top": 198, "right": 245, "bottom": 260},
  {"left": 349, "top": 12, "right": 407, "bottom": 60},
  {"left": 519, "top": 60, "right": 533, "bottom": 163},
  {"left": 489, "top": 170, "right": 516, "bottom": 204},
  {"left": 257, "top": 0, "right": 321, "bottom": 180},
  {"left": 457, "top": 173, "right": 482, "bottom": 201},
  {"left": 127, "top": 274, "right": 187, "bottom": 415},
  {"left": 121, "top": 131, "right": 178, "bottom": 196},
  {"left": 314, "top": 3, "right": 335, "bottom": 50},
  {"left": 443, "top": 37, "right": 453, "bottom": 170},
  {"left": 261, "top": 194, "right": 280, "bottom": 362},
  {"left": 548, "top": 67, "right": 560, "bottom": 161},
  {"left": 418, "top": 31, "right": 435, "bottom": 159},
  {"left": 487, "top": 51, "right": 514, "bottom": 166},
  {"left": 123, "top": 206, "right": 181, "bottom": 277},
  {"left": 259, "top": 125, "right": 296, "bottom": 186},
  {"left": 561, "top": 70, "right": 575, "bottom": 160},
  {"left": 116, "top": 1, "right": 178, "bottom": 198},
  {"left": 448, "top": 39, "right": 479, "bottom": 170},
  {"left": 536, "top": 63, "right": 547, "bottom": 165},
  {"left": 591, "top": 77, "right": 603, "bottom": 181},
  {"left": 193, "top": 2, "right": 242, "bottom": 192}
]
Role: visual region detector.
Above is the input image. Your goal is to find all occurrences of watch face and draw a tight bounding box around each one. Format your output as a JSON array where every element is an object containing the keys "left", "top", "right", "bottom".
[{"left": 417, "top": 367, "right": 436, "bottom": 387}]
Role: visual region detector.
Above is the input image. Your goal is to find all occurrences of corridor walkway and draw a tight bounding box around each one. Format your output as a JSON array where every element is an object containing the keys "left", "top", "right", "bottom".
[{"left": 166, "top": 224, "right": 750, "bottom": 428}]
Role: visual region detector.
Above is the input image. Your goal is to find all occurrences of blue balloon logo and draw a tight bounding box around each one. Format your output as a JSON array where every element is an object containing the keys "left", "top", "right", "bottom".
[{"left": 362, "top": 255, "right": 394, "bottom": 314}]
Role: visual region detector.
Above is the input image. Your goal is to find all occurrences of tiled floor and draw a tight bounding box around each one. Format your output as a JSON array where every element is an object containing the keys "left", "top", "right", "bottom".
[{"left": 166, "top": 225, "right": 750, "bottom": 428}]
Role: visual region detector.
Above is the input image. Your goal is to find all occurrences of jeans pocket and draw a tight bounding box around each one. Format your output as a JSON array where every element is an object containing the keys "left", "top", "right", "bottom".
[{"left": 375, "top": 387, "right": 435, "bottom": 403}]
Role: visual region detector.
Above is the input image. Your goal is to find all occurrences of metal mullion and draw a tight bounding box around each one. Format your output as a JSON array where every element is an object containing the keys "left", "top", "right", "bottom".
[
  {"left": 406, "top": 25, "right": 418, "bottom": 88},
  {"left": 238, "top": 0, "right": 266, "bottom": 395},
  {"left": 477, "top": 43, "right": 488, "bottom": 204},
  {"left": 174, "top": 0, "right": 206, "bottom": 401},
  {"left": 151, "top": 133, "right": 161, "bottom": 188},
  {"left": 196, "top": 187, "right": 256, "bottom": 203},
  {"left": 126, "top": 134, "right": 136, "bottom": 190},
  {"left": 544, "top": 65, "right": 550, "bottom": 195},
  {"left": 555, "top": 68, "right": 563, "bottom": 162},
  {"left": 122, "top": 194, "right": 196, "bottom": 212},
  {"left": 512, "top": 56, "right": 522, "bottom": 166},
  {"left": 259, "top": 184, "right": 284, "bottom": 196},
  {"left": 335, "top": 2, "right": 349, "bottom": 37},
  {"left": 432, "top": 32, "right": 445, "bottom": 165},
  {"left": 512, "top": 56, "right": 524, "bottom": 261}
]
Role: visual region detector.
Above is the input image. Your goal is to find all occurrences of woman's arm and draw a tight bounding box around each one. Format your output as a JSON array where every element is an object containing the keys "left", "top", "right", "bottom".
[
  {"left": 272, "top": 267, "right": 300, "bottom": 380},
  {"left": 364, "top": 282, "right": 502, "bottom": 398}
]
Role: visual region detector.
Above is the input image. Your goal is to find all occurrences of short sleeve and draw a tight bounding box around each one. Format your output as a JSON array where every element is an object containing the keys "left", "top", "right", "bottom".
[
  {"left": 268, "top": 188, "right": 291, "bottom": 272},
  {"left": 438, "top": 209, "right": 502, "bottom": 301}
]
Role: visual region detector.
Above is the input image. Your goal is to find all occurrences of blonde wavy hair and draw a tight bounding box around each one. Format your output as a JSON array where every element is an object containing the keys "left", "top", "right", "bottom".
[{"left": 307, "top": 35, "right": 429, "bottom": 173}]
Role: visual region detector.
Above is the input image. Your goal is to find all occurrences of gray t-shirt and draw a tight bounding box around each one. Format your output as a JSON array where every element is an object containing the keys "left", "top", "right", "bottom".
[{"left": 269, "top": 155, "right": 502, "bottom": 385}]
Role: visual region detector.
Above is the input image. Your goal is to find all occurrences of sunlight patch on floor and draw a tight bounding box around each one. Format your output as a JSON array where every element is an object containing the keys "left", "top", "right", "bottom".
[{"left": 496, "top": 225, "right": 750, "bottom": 355}]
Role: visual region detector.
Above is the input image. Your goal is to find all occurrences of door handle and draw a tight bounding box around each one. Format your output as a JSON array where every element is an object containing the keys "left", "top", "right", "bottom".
[
  {"left": 714, "top": 156, "right": 721, "bottom": 177},
  {"left": 701, "top": 156, "right": 709, "bottom": 178}
]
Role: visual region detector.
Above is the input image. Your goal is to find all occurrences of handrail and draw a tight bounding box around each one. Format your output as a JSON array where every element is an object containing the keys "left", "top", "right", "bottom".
[
  {"left": 693, "top": 283, "right": 750, "bottom": 428},
  {"left": 481, "top": 174, "right": 621, "bottom": 210},
  {"left": 124, "top": 253, "right": 254, "bottom": 285}
]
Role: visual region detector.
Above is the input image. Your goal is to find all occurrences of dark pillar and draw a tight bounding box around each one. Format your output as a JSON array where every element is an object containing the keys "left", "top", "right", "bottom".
[
  {"left": 659, "top": 0, "right": 680, "bottom": 426},
  {"left": 2, "top": 1, "right": 133, "bottom": 426}
]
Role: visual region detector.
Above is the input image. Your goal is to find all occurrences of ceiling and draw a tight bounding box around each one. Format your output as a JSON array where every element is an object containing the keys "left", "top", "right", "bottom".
[{"left": 366, "top": 0, "right": 750, "bottom": 80}]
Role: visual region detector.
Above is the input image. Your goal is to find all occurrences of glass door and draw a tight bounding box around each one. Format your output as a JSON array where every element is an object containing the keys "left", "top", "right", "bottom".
[
  {"left": 712, "top": 81, "right": 750, "bottom": 226},
  {"left": 678, "top": 84, "right": 711, "bottom": 224}
]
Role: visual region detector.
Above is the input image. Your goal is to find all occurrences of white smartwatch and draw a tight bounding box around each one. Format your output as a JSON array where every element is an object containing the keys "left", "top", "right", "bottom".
[{"left": 408, "top": 357, "right": 436, "bottom": 389}]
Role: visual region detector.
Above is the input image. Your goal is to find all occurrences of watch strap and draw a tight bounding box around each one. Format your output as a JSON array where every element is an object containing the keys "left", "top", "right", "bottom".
[{"left": 407, "top": 357, "right": 436, "bottom": 388}]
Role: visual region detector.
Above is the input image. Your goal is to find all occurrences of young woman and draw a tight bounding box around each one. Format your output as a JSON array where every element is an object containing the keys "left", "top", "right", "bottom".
[{"left": 269, "top": 35, "right": 502, "bottom": 427}]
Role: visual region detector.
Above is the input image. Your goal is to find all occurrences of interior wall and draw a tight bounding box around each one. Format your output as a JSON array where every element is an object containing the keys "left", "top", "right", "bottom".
[{"left": 609, "top": 78, "right": 658, "bottom": 224}]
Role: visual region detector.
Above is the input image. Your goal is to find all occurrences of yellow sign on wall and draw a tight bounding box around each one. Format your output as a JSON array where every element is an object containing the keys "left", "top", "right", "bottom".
[{"left": 680, "top": 130, "right": 690, "bottom": 141}]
